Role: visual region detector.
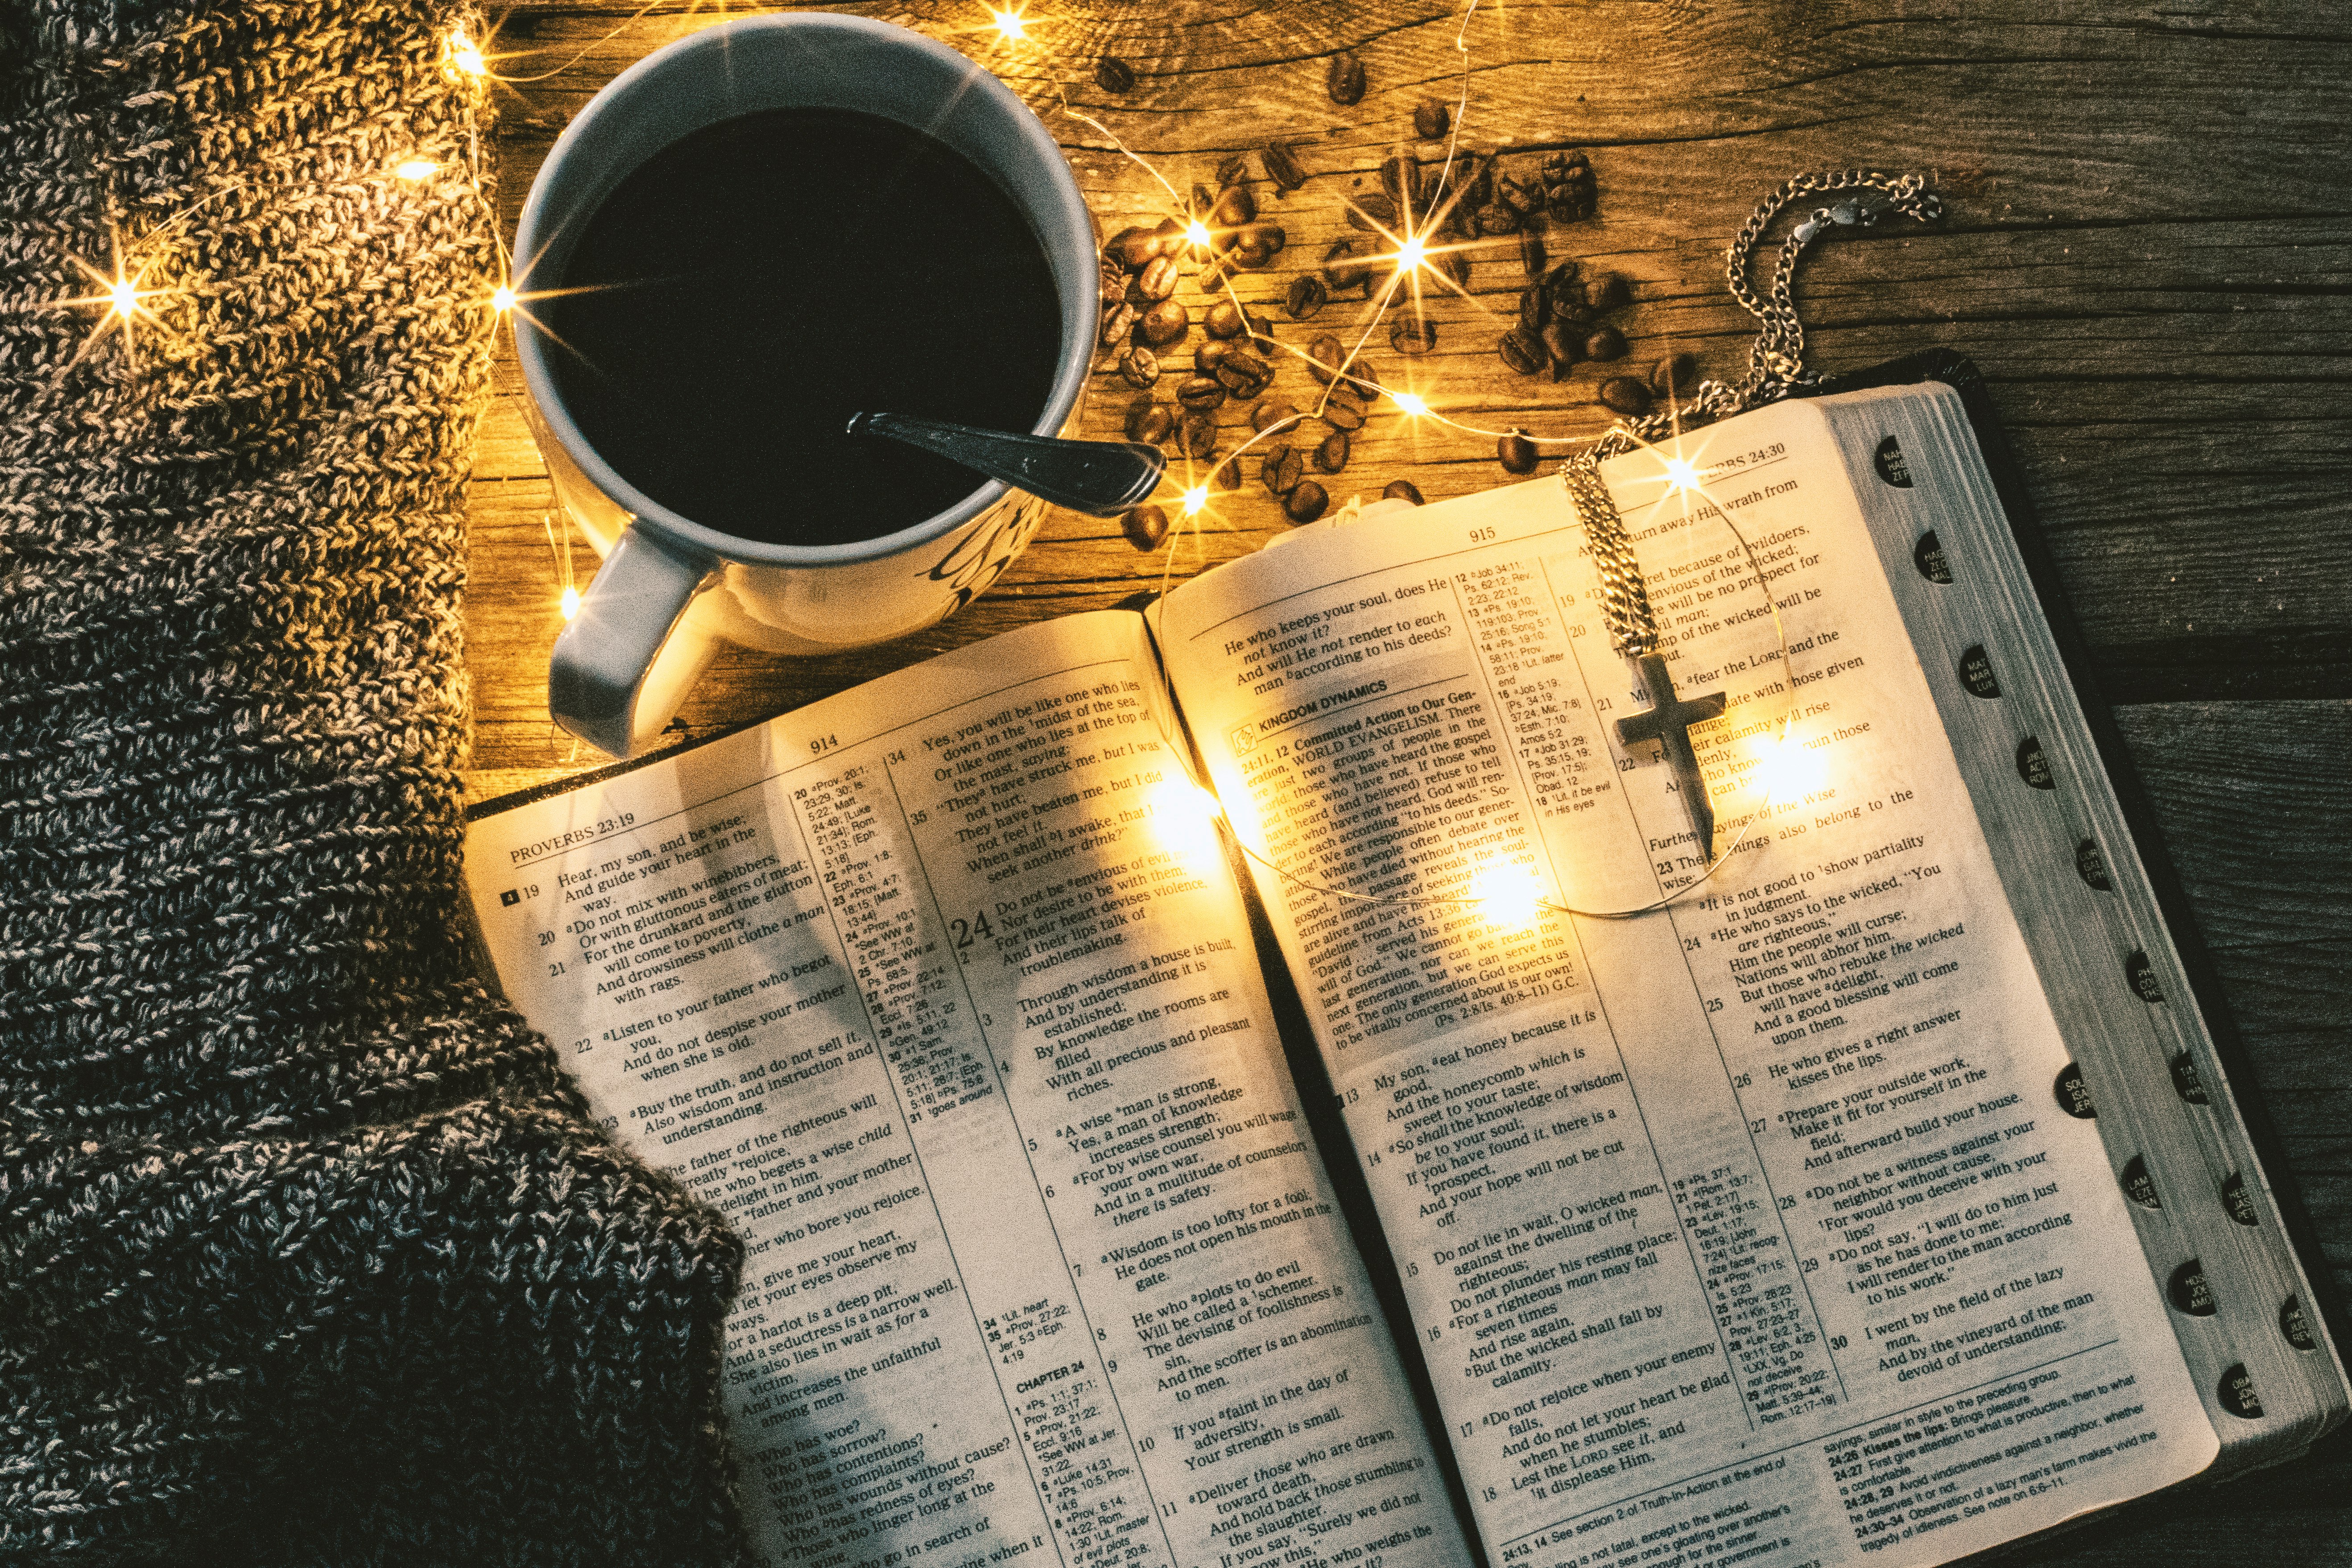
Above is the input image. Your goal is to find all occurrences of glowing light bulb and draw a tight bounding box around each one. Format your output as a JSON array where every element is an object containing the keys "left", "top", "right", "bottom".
[
  {"left": 491, "top": 285, "right": 516, "bottom": 313},
  {"left": 990, "top": 8, "right": 1027, "bottom": 41},
  {"left": 1185, "top": 219, "right": 1213, "bottom": 248},
  {"left": 1392, "top": 391, "right": 1429, "bottom": 418},
  {"left": 1396, "top": 235, "right": 1427, "bottom": 270},
  {"left": 108, "top": 279, "right": 139, "bottom": 318},
  {"left": 1182, "top": 485, "right": 1208, "bottom": 517},
  {"left": 447, "top": 29, "right": 486, "bottom": 75},
  {"left": 394, "top": 158, "right": 439, "bottom": 181},
  {"left": 1469, "top": 862, "right": 1548, "bottom": 928},
  {"left": 1662, "top": 455, "right": 1705, "bottom": 494},
  {"left": 559, "top": 586, "right": 583, "bottom": 622}
]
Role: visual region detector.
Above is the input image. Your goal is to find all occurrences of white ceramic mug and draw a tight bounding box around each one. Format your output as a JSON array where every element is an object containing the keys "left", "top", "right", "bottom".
[{"left": 513, "top": 13, "right": 1098, "bottom": 757}]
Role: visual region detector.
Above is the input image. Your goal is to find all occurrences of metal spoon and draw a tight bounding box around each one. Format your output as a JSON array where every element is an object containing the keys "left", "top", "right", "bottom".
[{"left": 847, "top": 412, "right": 1164, "bottom": 517}]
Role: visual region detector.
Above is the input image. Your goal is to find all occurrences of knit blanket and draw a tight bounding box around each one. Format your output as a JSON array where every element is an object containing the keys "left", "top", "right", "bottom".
[{"left": 0, "top": 3, "right": 750, "bottom": 1562}]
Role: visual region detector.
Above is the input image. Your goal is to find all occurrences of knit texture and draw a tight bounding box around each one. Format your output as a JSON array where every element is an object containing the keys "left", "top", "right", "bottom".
[{"left": 0, "top": 3, "right": 752, "bottom": 1562}]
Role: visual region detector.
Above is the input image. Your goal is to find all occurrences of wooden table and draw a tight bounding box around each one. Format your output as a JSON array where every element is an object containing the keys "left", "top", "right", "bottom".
[{"left": 464, "top": 3, "right": 2351, "bottom": 1559}]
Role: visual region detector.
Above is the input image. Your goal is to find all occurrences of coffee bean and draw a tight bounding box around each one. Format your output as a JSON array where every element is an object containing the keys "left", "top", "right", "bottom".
[
  {"left": 1098, "top": 260, "right": 1127, "bottom": 306},
  {"left": 1285, "top": 480, "right": 1330, "bottom": 524},
  {"left": 1286, "top": 274, "right": 1328, "bottom": 320},
  {"left": 1516, "top": 288, "right": 1545, "bottom": 338},
  {"left": 1244, "top": 222, "right": 1286, "bottom": 256},
  {"left": 1498, "top": 328, "right": 1544, "bottom": 376},
  {"left": 1178, "top": 375, "right": 1226, "bottom": 413},
  {"left": 1199, "top": 299, "right": 1240, "bottom": 340},
  {"left": 1197, "top": 253, "right": 1235, "bottom": 293},
  {"left": 1262, "top": 446, "right": 1303, "bottom": 495},
  {"left": 1649, "top": 351, "right": 1697, "bottom": 399},
  {"left": 1122, "top": 503, "right": 1168, "bottom": 550},
  {"left": 1320, "top": 396, "right": 1365, "bottom": 432},
  {"left": 1496, "top": 174, "right": 1538, "bottom": 220},
  {"left": 1177, "top": 411, "right": 1218, "bottom": 459},
  {"left": 1390, "top": 317, "right": 1437, "bottom": 356},
  {"left": 1190, "top": 181, "right": 1215, "bottom": 220},
  {"left": 1342, "top": 356, "right": 1381, "bottom": 399},
  {"left": 1583, "top": 324, "right": 1627, "bottom": 361},
  {"left": 1476, "top": 203, "right": 1519, "bottom": 236},
  {"left": 1321, "top": 240, "right": 1370, "bottom": 294},
  {"left": 1379, "top": 152, "right": 1421, "bottom": 212},
  {"left": 1100, "top": 301, "right": 1138, "bottom": 349},
  {"left": 1587, "top": 269, "right": 1632, "bottom": 312},
  {"left": 1540, "top": 321, "right": 1580, "bottom": 380},
  {"left": 1233, "top": 234, "right": 1273, "bottom": 269},
  {"left": 1544, "top": 262, "right": 1586, "bottom": 322},
  {"left": 1384, "top": 478, "right": 1425, "bottom": 505},
  {"left": 1250, "top": 399, "right": 1297, "bottom": 434},
  {"left": 1347, "top": 192, "right": 1398, "bottom": 232},
  {"left": 1327, "top": 51, "right": 1366, "bottom": 106},
  {"left": 1095, "top": 55, "right": 1136, "bottom": 93},
  {"left": 1154, "top": 214, "right": 1184, "bottom": 242},
  {"left": 1456, "top": 150, "right": 1494, "bottom": 211},
  {"left": 1136, "top": 254, "right": 1181, "bottom": 302},
  {"left": 1217, "top": 154, "right": 1249, "bottom": 188},
  {"left": 1244, "top": 310, "right": 1273, "bottom": 340},
  {"left": 1497, "top": 429, "right": 1538, "bottom": 474},
  {"left": 1598, "top": 375, "right": 1653, "bottom": 415},
  {"left": 1437, "top": 250, "right": 1471, "bottom": 289},
  {"left": 1216, "top": 348, "right": 1272, "bottom": 397},
  {"left": 1315, "top": 428, "right": 1350, "bottom": 472},
  {"left": 1306, "top": 333, "right": 1346, "bottom": 385},
  {"left": 1211, "top": 184, "right": 1256, "bottom": 228},
  {"left": 1518, "top": 231, "right": 1546, "bottom": 281},
  {"left": 1211, "top": 455, "right": 1243, "bottom": 491},
  {"left": 1106, "top": 225, "right": 1159, "bottom": 270},
  {"left": 1140, "top": 298, "right": 1188, "bottom": 347},
  {"left": 1117, "top": 346, "right": 1160, "bottom": 389},
  {"left": 1195, "top": 341, "right": 1233, "bottom": 375},
  {"left": 1413, "top": 99, "right": 1450, "bottom": 140},
  {"left": 1125, "top": 401, "right": 1175, "bottom": 444},
  {"left": 1262, "top": 143, "right": 1307, "bottom": 191}
]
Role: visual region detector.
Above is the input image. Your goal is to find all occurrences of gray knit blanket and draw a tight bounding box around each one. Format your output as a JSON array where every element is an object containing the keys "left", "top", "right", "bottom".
[{"left": 0, "top": 3, "right": 750, "bottom": 1562}]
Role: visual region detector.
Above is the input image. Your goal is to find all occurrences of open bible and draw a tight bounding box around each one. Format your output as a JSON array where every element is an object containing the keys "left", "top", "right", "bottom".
[{"left": 463, "top": 358, "right": 2346, "bottom": 1568}]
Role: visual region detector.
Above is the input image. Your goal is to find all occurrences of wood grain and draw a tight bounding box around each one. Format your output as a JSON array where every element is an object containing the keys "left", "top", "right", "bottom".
[{"left": 457, "top": 1, "right": 2352, "bottom": 1547}]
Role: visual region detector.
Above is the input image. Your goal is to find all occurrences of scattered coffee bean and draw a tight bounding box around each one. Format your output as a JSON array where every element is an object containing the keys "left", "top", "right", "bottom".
[
  {"left": 1203, "top": 299, "right": 1245, "bottom": 340},
  {"left": 1244, "top": 310, "right": 1273, "bottom": 339},
  {"left": 1126, "top": 401, "right": 1175, "bottom": 444},
  {"left": 1413, "top": 99, "right": 1450, "bottom": 140},
  {"left": 1315, "top": 428, "right": 1350, "bottom": 472},
  {"left": 1516, "top": 288, "right": 1545, "bottom": 338},
  {"left": 1215, "top": 348, "right": 1272, "bottom": 397},
  {"left": 1262, "top": 445, "right": 1303, "bottom": 494},
  {"left": 1456, "top": 150, "right": 1494, "bottom": 211},
  {"left": 1217, "top": 154, "right": 1249, "bottom": 188},
  {"left": 1496, "top": 174, "right": 1537, "bottom": 221},
  {"left": 1122, "top": 503, "right": 1168, "bottom": 550},
  {"left": 1178, "top": 375, "right": 1226, "bottom": 414},
  {"left": 1140, "top": 298, "right": 1188, "bottom": 347},
  {"left": 1583, "top": 324, "right": 1627, "bottom": 361},
  {"left": 1540, "top": 321, "right": 1580, "bottom": 380},
  {"left": 1177, "top": 411, "right": 1217, "bottom": 459},
  {"left": 1586, "top": 269, "right": 1632, "bottom": 312},
  {"left": 1250, "top": 399, "right": 1297, "bottom": 434},
  {"left": 1321, "top": 240, "right": 1370, "bottom": 294},
  {"left": 1538, "top": 149, "right": 1596, "bottom": 222},
  {"left": 1190, "top": 181, "right": 1215, "bottom": 220},
  {"left": 1100, "top": 301, "right": 1138, "bottom": 349},
  {"left": 1117, "top": 346, "right": 1160, "bottom": 389},
  {"left": 1211, "top": 455, "right": 1243, "bottom": 491},
  {"left": 1197, "top": 253, "right": 1236, "bottom": 293},
  {"left": 1136, "top": 254, "right": 1181, "bottom": 302},
  {"left": 1285, "top": 480, "right": 1330, "bottom": 524},
  {"left": 1195, "top": 340, "right": 1233, "bottom": 375},
  {"left": 1518, "top": 231, "right": 1546, "bottom": 281},
  {"left": 1390, "top": 317, "right": 1437, "bottom": 356},
  {"left": 1497, "top": 429, "right": 1538, "bottom": 474},
  {"left": 1598, "top": 375, "right": 1652, "bottom": 415},
  {"left": 1095, "top": 55, "right": 1136, "bottom": 94},
  {"left": 1649, "top": 351, "right": 1697, "bottom": 399},
  {"left": 1379, "top": 152, "right": 1421, "bottom": 212},
  {"left": 1306, "top": 333, "right": 1345, "bottom": 385},
  {"left": 1245, "top": 222, "right": 1287, "bottom": 256},
  {"left": 1327, "top": 51, "right": 1366, "bottom": 106},
  {"left": 1099, "top": 262, "right": 1127, "bottom": 307},
  {"left": 1106, "top": 225, "right": 1159, "bottom": 270},
  {"left": 1498, "top": 328, "right": 1544, "bottom": 376},
  {"left": 1343, "top": 357, "right": 1381, "bottom": 399},
  {"left": 1321, "top": 397, "right": 1365, "bottom": 432},
  {"left": 1438, "top": 250, "right": 1471, "bottom": 289},
  {"left": 1347, "top": 192, "right": 1398, "bottom": 232},
  {"left": 1262, "top": 143, "right": 1307, "bottom": 191},
  {"left": 1233, "top": 233, "right": 1273, "bottom": 269},
  {"left": 1153, "top": 215, "right": 1184, "bottom": 242},
  {"left": 1476, "top": 203, "right": 1518, "bottom": 236},
  {"left": 1211, "top": 184, "right": 1256, "bottom": 228},
  {"left": 1286, "top": 274, "right": 1328, "bottom": 319},
  {"left": 1384, "top": 478, "right": 1426, "bottom": 505}
]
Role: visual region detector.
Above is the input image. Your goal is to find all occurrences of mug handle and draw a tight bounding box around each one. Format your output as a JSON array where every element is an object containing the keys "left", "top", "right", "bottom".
[{"left": 548, "top": 525, "right": 720, "bottom": 758}]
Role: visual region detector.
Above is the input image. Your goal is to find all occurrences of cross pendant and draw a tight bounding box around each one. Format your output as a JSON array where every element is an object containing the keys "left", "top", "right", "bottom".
[{"left": 1613, "top": 651, "right": 1728, "bottom": 860}]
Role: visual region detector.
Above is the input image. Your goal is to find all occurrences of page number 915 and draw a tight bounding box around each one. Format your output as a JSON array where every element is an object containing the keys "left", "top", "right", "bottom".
[{"left": 1468, "top": 526, "right": 1496, "bottom": 543}]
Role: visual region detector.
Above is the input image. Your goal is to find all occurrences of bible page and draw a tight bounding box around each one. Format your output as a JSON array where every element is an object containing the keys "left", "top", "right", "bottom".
[
  {"left": 1153, "top": 401, "right": 2211, "bottom": 1568},
  {"left": 464, "top": 612, "right": 1468, "bottom": 1568}
]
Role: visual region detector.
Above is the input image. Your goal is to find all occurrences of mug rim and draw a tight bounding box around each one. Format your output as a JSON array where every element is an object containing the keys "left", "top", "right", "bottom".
[{"left": 512, "top": 12, "right": 1094, "bottom": 568}]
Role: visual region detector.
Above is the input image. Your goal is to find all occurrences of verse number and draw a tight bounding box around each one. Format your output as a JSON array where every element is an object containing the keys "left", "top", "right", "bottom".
[{"left": 950, "top": 911, "right": 995, "bottom": 949}]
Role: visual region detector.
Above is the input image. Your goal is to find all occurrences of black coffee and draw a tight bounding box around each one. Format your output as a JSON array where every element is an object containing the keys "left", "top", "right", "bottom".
[{"left": 546, "top": 107, "right": 1062, "bottom": 548}]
